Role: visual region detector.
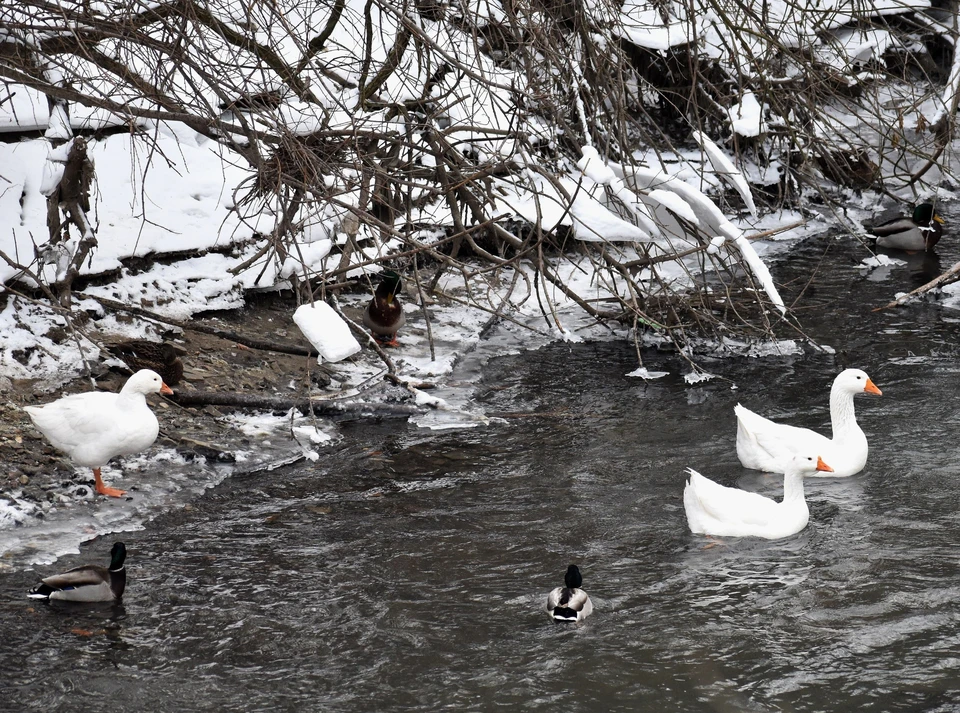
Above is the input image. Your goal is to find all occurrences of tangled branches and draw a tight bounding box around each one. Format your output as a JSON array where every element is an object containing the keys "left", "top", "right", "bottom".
[{"left": 0, "top": 0, "right": 957, "bottom": 356}]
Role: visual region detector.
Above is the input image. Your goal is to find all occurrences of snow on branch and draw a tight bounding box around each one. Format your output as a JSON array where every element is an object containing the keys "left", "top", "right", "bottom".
[{"left": 0, "top": 0, "right": 952, "bottom": 379}]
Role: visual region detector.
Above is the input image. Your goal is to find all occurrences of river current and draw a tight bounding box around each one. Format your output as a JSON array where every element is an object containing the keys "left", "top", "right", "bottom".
[{"left": 4, "top": 230, "right": 960, "bottom": 712}]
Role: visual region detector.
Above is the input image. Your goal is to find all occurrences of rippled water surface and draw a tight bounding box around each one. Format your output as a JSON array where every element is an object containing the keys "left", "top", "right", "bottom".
[{"left": 5, "top": 233, "right": 960, "bottom": 712}]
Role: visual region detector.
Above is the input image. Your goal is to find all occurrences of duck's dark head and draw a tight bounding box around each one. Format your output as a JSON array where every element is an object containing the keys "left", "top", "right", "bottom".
[
  {"left": 564, "top": 564, "right": 583, "bottom": 589},
  {"left": 109, "top": 542, "right": 127, "bottom": 571},
  {"left": 160, "top": 343, "right": 181, "bottom": 365},
  {"left": 913, "top": 203, "right": 936, "bottom": 225},
  {"left": 913, "top": 203, "right": 944, "bottom": 251},
  {"left": 376, "top": 270, "right": 403, "bottom": 301}
]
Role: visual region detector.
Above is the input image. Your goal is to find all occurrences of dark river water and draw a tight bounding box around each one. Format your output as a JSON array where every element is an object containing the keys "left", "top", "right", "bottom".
[{"left": 5, "top": 232, "right": 960, "bottom": 712}]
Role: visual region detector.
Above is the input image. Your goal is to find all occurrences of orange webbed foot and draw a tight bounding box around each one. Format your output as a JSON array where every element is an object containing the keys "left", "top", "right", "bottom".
[
  {"left": 96, "top": 485, "right": 127, "bottom": 498},
  {"left": 371, "top": 332, "right": 400, "bottom": 348},
  {"left": 93, "top": 469, "right": 127, "bottom": 498}
]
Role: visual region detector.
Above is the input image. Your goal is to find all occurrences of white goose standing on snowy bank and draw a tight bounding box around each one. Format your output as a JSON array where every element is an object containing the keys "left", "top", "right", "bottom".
[
  {"left": 734, "top": 368, "right": 882, "bottom": 478},
  {"left": 24, "top": 369, "right": 174, "bottom": 497}
]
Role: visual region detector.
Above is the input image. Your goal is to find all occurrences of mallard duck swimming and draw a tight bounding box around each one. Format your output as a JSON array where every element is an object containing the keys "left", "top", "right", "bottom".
[
  {"left": 683, "top": 454, "right": 833, "bottom": 540},
  {"left": 735, "top": 368, "right": 881, "bottom": 478},
  {"left": 23, "top": 369, "right": 174, "bottom": 498},
  {"left": 545, "top": 565, "right": 594, "bottom": 622},
  {"left": 363, "top": 270, "right": 405, "bottom": 346},
  {"left": 868, "top": 202, "right": 945, "bottom": 252},
  {"left": 28, "top": 542, "right": 126, "bottom": 602},
  {"left": 106, "top": 340, "right": 184, "bottom": 386}
]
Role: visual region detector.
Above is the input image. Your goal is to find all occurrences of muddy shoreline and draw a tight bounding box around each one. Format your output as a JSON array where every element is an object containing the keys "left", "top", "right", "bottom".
[{"left": 0, "top": 291, "right": 422, "bottom": 525}]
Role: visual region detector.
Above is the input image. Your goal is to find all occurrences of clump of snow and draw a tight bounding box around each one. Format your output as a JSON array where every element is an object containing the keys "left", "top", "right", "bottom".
[
  {"left": 0, "top": 493, "right": 36, "bottom": 529},
  {"left": 706, "top": 236, "right": 726, "bottom": 255},
  {"left": 626, "top": 367, "right": 670, "bottom": 379},
  {"left": 221, "top": 409, "right": 337, "bottom": 446},
  {"left": 280, "top": 239, "right": 333, "bottom": 280},
  {"left": 684, "top": 370, "right": 717, "bottom": 385},
  {"left": 577, "top": 146, "right": 617, "bottom": 184},
  {"left": 818, "top": 28, "right": 894, "bottom": 70},
  {"left": 617, "top": 0, "right": 689, "bottom": 50},
  {"left": 413, "top": 388, "right": 447, "bottom": 408},
  {"left": 293, "top": 301, "right": 361, "bottom": 363},
  {"left": 859, "top": 254, "right": 906, "bottom": 269},
  {"left": 727, "top": 92, "right": 766, "bottom": 138},
  {"left": 691, "top": 130, "right": 758, "bottom": 216},
  {"left": 645, "top": 188, "right": 699, "bottom": 224}
]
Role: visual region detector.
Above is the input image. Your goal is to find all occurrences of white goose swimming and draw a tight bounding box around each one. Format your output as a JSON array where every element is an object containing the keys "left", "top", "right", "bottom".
[
  {"left": 684, "top": 453, "right": 833, "bottom": 539},
  {"left": 734, "top": 368, "right": 881, "bottom": 478},
  {"left": 23, "top": 370, "right": 173, "bottom": 497}
]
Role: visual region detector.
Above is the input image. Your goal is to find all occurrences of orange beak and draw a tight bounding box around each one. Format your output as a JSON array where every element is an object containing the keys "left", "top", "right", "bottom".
[
  {"left": 864, "top": 378, "right": 882, "bottom": 396},
  {"left": 816, "top": 456, "right": 834, "bottom": 473},
  {"left": 160, "top": 383, "right": 174, "bottom": 395},
  {"left": 934, "top": 215, "right": 945, "bottom": 225}
]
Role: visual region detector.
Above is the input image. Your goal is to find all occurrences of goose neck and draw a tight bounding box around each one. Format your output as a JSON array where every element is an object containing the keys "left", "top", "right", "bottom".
[
  {"left": 115, "top": 391, "right": 149, "bottom": 412},
  {"left": 829, "top": 387, "right": 858, "bottom": 438},
  {"left": 782, "top": 471, "right": 806, "bottom": 503}
]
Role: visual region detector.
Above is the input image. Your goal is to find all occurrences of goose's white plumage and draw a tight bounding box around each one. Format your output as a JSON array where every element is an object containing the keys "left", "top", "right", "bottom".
[
  {"left": 684, "top": 454, "right": 833, "bottom": 539},
  {"left": 545, "top": 565, "right": 593, "bottom": 622},
  {"left": 23, "top": 369, "right": 173, "bottom": 497},
  {"left": 735, "top": 368, "right": 881, "bottom": 478}
]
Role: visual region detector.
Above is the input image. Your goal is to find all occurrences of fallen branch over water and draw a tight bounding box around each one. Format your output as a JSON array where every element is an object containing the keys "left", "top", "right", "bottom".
[
  {"left": 168, "top": 390, "right": 423, "bottom": 418},
  {"left": 874, "top": 259, "right": 960, "bottom": 311}
]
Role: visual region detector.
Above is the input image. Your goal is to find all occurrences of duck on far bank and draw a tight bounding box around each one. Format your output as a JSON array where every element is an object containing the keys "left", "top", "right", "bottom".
[
  {"left": 28, "top": 542, "right": 127, "bottom": 602},
  {"left": 868, "top": 202, "right": 945, "bottom": 252},
  {"left": 684, "top": 453, "right": 833, "bottom": 540},
  {"left": 363, "top": 270, "right": 405, "bottom": 347},
  {"left": 545, "top": 564, "right": 594, "bottom": 622},
  {"left": 734, "top": 368, "right": 881, "bottom": 478},
  {"left": 106, "top": 340, "right": 184, "bottom": 386},
  {"left": 23, "top": 369, "right": 174, "bottom": 498}
]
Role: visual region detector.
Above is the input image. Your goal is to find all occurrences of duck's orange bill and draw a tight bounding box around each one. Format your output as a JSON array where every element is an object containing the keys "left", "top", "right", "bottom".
[
  {"left": 935, "top": 215, "right": 946, "bottom": 225},
  {"left": 160, "top": 383, "right": 175, "bottom": 395},
  {"left": 816, "top": 456, "right": 834, "bottom": 473},
  {"left": 864, "top": 378, "right": 882, "bottom": 396}
]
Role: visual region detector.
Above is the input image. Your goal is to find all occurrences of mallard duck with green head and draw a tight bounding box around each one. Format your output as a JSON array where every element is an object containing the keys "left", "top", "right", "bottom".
[
  {"left": 545, "top": 564, "right": 594, "bottom": 622},
  {"left": 363, "top": 270, "right": 406, "bottom": 347},
  {"left": 28, "top": 542, "right": 126, "bottom": 602},
  {"left": 868, "top": 202, "right": 945, "bottom": 252}
]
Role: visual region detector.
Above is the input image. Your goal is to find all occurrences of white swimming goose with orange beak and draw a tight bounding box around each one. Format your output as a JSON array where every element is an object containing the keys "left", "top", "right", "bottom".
[
  {"left": 735, "top": 368, "right": 881, "bottom": 478},
  {"left": 684, "top": 454, "right": 833, "bottom": 539}
]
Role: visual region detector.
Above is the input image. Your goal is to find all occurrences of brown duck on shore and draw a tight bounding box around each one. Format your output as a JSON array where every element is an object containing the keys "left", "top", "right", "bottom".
[
  {"left": 363, "top": 271, "right": 406, "bottom": 347},
  {"left": 106, "top": 340, "right": 184, "bottom": 386}
]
